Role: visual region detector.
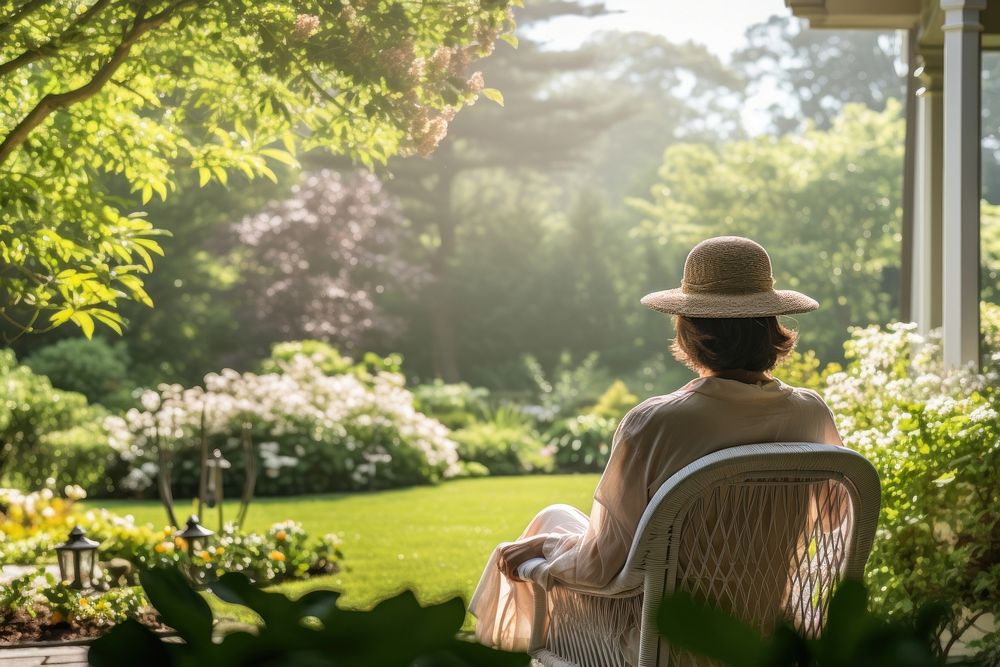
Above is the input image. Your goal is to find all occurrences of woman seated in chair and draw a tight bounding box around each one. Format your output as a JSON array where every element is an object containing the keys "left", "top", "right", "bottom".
[{"left": 469, "top": 236, "right": 843, "bottom": 653}]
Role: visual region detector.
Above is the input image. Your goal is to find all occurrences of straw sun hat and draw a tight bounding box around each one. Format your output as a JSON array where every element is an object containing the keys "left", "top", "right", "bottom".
[{"left": 640, "top": 236, "right": 818, "bottom": 318}]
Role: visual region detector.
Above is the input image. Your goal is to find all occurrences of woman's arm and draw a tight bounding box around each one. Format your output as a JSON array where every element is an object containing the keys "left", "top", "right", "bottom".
[
  {"left": 539, "top": 408, "right": 659, "bottom": 588},
  {"left": 496, "top": 534, "right": 547, "bottom": 581}
]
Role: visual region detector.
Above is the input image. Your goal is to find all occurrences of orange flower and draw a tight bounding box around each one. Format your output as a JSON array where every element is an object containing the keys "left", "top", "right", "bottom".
[
  {"left": 199, "top": 550, "right": 211, "bottom": 560},
  {"left": 275, "top": 530, "right": 287, "bottom": 542},
  {"left": 50, "top": 611, "right": 64, "bottom": 624},
  {"left": 174, "top": 537, "right": 188, "bottom": 550},
  {"left": 268, "top": 550, "right": 286, "bottom": 562},
  {"left": 154, "top": 541, "right": 174, "bottom": 554},
  {"left": 79, "top": 597, "right": 90, "bottom": 607}
]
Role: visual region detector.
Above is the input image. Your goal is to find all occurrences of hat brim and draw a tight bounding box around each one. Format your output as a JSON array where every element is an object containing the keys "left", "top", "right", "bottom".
[{"left": 640, "top": 288, "right": 818, "bottom": 318}]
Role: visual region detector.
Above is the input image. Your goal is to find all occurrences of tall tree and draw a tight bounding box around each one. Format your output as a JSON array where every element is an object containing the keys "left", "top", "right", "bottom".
[
  {"left": 384, "top": 2, "right": 617, "bottom": 380},
  {"left": 631, "top": 104, "right": 904, "bottom": 363},
  {"left": 0, "top": 0, "right": 513, "bottom": 340},
  {"left": 733, "top": 15, "right": 904, "bottom": 133},
  {"left": 385, "top": 4, "right": 743, "bottom": 380}
]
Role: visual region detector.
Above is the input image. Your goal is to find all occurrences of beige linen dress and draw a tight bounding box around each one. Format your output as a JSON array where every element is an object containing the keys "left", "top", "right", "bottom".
[{"left": 469, "top": 376, "right": 843, "bottom": 654}]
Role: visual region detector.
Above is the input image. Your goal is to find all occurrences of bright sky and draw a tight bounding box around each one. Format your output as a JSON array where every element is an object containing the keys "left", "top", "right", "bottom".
[{"left": 525, "top": 0, "right": 790, "bottom": 62}]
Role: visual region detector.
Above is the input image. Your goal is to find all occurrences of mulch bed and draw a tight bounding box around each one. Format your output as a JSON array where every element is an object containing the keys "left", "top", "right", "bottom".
[{"left": 0, "top": 609, "right": 169, "bottom": 645}]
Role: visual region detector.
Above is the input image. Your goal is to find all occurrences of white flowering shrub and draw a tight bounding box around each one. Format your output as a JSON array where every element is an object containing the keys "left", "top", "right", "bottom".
[
  {"left": 809, "top": 306, "right": 1000, "bottom": 659},
  {"left": 107, "top": 350, "right": 458, "bottom": 496}
]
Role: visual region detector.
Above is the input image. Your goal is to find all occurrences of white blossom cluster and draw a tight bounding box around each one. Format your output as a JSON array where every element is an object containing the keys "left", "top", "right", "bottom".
[
  {"left": 105, "top": 354, "right": 458, "bottom": 493},
  {"left": 822, "top": 320, "right": 999, "bottom": 457}
]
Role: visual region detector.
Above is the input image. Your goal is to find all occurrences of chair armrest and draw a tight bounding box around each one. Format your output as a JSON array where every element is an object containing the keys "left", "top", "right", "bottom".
[{"left": 517, "top": 557, "right": 547, "bottom": 582}]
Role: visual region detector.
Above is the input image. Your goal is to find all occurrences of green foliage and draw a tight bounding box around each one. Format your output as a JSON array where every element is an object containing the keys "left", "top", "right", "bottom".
[
  {"left": 0, "top": 570, "right": 38, "bottom": 622},
  {"left": 0, "top": 0, "right": 514, "bottom": 338},
  {"left": 22, "top": 337, "right": 135, "bottom": 409},
  {"left": 812, "top": 308, "right": 1000, "bottom": 659},
  {"left": 773, "top": 349, "right": 840, "bottom": 392},
  {"left": 523, "top": 352, "right": 611, "bottom": 422},
  {"left": 265, "top": 339, "right": 352, "bottom": 375},
  {"left": 585, "top": 380, "right": 637, "bottom": 421},
  {"left": 657, "top": 581, "right": 950, "bottom": 667},
  {"left": 451, "top": 407, "right": 551, "bottom": 475},
  {"left": 0, "top": 350, "right": 118, "bottom": 493},
  {"left": 545, "top": 414, "right": 617, "bottom": 473},
  {"left": 89, "top": 568, "right": 530, "bottom": 666},
  {"left": 631, "top": 103, "right": 904, "bottom": 363},
  {"left": 413, "top": 380, "right": 491, "bottom": 430},
  {"left": 980, "top": 203, "right": 1000, "bottom": 305},
  {"left": 261, "top": 340, "right": 404, "bottom": 381}
]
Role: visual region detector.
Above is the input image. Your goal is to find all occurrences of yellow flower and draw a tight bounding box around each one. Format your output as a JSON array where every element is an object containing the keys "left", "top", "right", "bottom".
[
  {"left": 214, "top": 546, "right": 225, "bottom": 555},
  {"left": 199, "top": 550, "right": 211, "bottom": 560},
  {"left": 163, "top": 528, "right": 173, "bottom": 537},
  {"left": 79, "top": 597, "right": 89, "bottom": 607},
  {"left": 268, "top": 550, "right": 286, "bottom": 562},
  {"left": 174, "top": 537, "right": 188, "bottom": 550},
  {"left": 275, "top": 530, "right": 287, "bottom": 542}
]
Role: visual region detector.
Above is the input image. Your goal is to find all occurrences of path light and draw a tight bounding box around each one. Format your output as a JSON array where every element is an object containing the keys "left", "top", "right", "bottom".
[
  {"left": 200, "top": 448, "right": 231, "bottom": 529},
  {"left": 176, "top": 515, "right": 214, "bottom": 586},
  {"left": 157, "top": 409, "right": 257, "bottom": 533},
  {"left": 55, "top": 526, "right": 99, "bottom": 590}
]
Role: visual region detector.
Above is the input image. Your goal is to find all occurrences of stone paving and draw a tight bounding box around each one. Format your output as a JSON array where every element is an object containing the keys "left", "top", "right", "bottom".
[{"left": 0, "top": 646, "right": 88, "bottom": 666}]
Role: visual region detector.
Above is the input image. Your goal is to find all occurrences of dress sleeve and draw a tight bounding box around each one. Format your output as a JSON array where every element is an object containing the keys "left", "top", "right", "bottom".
[
  {"left": 819, "top": 396, "right": 843, "bottom": 446},
  {"left": 538, "top": 407, "right": 658, "bottom": 588}
]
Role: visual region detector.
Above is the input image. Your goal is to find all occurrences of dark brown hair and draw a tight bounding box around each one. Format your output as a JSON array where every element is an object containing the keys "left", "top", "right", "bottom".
[{"left": 671, "top": 316, "right": 797, "bottom": 373}]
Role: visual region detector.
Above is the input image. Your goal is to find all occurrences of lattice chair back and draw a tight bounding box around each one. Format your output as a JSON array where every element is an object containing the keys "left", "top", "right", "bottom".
[{"left": 628, "top": 443, "right": 881, "bottom": 667}]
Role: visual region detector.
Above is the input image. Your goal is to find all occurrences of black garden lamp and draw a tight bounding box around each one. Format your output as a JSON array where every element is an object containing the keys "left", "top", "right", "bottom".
[
  {"left": 55, "top": 526, "right": 99, "bottom": 590},
  {"left": 176, "top": 515, "right": 214, "bottom": 558},
  {"left": 176, "top": 515, "right": 214, "bottom": 586}
]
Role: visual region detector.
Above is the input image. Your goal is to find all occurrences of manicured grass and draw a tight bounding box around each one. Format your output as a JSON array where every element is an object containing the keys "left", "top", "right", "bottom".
[{"left": 94, "top": 475, "right": 599, "bottom": 623}]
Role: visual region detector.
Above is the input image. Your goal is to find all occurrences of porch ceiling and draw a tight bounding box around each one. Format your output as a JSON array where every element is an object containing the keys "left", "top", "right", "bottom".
[
  {"left": 785, "top": 0, "right": 921, "bottom": 29},
  {"left": 785, "top": 0, "right": 1000, "bottom": 48}
]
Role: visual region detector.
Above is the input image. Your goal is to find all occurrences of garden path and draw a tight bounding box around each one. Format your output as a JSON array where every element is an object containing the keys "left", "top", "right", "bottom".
[{"left": 0, "top": 645, "right": 87, "bottom": 665}]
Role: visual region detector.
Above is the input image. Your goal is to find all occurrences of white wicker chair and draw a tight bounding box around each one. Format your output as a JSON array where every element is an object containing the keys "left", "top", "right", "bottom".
[{"left": 518, "top": 443, "right": 881, "bottom": 667}]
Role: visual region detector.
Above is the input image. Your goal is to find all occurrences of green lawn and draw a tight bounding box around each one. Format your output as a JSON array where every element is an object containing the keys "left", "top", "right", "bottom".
[{"left": 94, "top": 475, "right": 598, "bottom": 622}]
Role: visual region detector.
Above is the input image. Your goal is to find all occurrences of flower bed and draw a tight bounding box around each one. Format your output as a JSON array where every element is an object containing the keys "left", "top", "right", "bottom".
[
  {"left": 0, "top": 486, "right": 343, "bottom": 586},
  {"left": 0, "top": 570, "right": 166, "bottom": 645}
]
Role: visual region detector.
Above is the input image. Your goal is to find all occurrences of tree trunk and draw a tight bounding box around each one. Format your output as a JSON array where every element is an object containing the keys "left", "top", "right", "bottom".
[{"left": 428, "top": 158, "right": 460, "bottom": 381}]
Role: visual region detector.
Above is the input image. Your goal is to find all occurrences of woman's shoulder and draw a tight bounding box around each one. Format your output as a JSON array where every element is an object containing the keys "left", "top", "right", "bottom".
[
  {"left": 781, "top": 382, "right": 831, "bottom": 407},
  {"left": 778, "top": 382, "right": 839, "bottom": 421},
  {"left": 618, "top": 388, "right": 701, "bottom": 436}
]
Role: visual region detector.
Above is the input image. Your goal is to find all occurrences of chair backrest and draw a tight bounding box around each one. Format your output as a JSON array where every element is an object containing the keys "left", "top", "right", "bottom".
[{"left": 623, "top": 443, "right": 881, "bottom": 667}]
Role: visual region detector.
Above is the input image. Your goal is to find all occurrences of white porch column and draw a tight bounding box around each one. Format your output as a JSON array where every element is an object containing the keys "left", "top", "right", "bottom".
[
  {"left": 912, "top": 49, "right": 944, "bottom": 333},
  {"left": 941, "top": 0, "right": 984, "bottom": 368}
]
